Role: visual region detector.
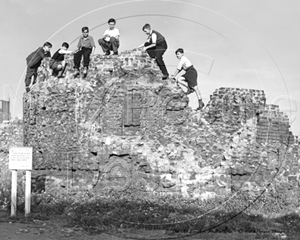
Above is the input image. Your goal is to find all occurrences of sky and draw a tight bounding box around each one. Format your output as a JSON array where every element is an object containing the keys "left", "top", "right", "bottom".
[{"left": 1, "top": 0, "right": 300, "bottom": 136}]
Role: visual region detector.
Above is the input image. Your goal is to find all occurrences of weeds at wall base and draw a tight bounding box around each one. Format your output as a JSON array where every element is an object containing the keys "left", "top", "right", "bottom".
[{"left": 0, "top": 188, "right": 299, "bottom": 239}]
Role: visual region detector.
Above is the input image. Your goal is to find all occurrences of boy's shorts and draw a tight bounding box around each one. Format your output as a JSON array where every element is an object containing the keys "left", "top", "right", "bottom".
[{"left": 183, "top": 66, "right": 198, "bottom": 88}]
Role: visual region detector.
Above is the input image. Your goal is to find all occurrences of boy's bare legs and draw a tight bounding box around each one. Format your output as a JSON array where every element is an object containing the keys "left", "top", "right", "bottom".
[
  {"left": 176, "top": 76, "right": 204, "bottom": 110},
  {"left": 57, "top": 61, "right": 67, "bottom": 78},
  {"left": 194, "top": 85, "right": 204, "bottom": 110},
  {"left": 194, "top": 86, "right": 202, "bottom": 99},
  {"left": 177, "top": 77, "right": 189, "bottom": 92}
]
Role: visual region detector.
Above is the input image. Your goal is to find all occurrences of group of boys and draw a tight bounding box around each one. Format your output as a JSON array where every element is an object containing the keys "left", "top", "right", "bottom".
[
  {"left": 25, "top": 18, "right": 204, "bottom": 110},
  {"left": 24, "top": 18, "right": 119, "bottom": 92}
]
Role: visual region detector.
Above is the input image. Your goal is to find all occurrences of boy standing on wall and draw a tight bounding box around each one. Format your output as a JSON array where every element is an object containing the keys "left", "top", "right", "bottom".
[{"left": 137, "top": 23, "right": 169, "bottom": 80}]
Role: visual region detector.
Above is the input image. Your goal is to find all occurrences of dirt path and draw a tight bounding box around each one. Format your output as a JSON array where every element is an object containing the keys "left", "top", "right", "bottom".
[
  {"left": 0, "top": 219, "right": 261, "bottom": 240},
  {"left": 0, "top": 220, "right": 187, "bottom": 240},
  {"left": 0, "top": 212, "right": 275, "bottom": 240},
  {"left": 0, "top": 219, "right": 126, "bottom": 240}
]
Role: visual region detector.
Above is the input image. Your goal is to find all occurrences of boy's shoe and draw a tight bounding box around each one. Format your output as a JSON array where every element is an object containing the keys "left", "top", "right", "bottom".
[
  {"left": 186, "top": 87, "right": 195, "bottom": 95},
  {"left": 83, "top": 67, "right": 87, "bottom": 75},
  {"left": 73, "top": 69, "right": 80, "bottom": 78},
  {"left": 57, "top": 73, "right": 65, "bottom": 78},
  {"left": 113, "top": 51, "right": 118, "bottom": 55},
  {"left": 162, "top": 74, "right": 169, "bottom": 80},
  {"left": 82, "top": 67, "right": 88, "bottom": 78},
  {"left": 105, "top": 51, "right": 110, "bottom": 55},
  {"left": 196, "top": 99, "right": 205, "bottom": 110}
]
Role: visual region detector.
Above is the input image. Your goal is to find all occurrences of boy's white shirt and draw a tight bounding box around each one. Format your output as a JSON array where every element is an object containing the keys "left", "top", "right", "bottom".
[
  {"left": 58, "top": 48, "right": 73, "bottom": 54},
  {"left": 103, "top": 28, "right": 120, "bottom": 39},
  {"left": 177, "top": 56, "right": 192, "bottom": 70}
]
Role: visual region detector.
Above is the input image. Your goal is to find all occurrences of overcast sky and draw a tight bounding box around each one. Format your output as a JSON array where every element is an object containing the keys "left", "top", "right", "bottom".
[{"left": 1, "top": 0, "right": 300, "bottom": 136}]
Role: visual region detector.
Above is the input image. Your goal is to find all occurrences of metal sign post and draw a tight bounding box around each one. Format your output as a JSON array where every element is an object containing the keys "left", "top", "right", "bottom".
[{"left": 9, "top": 147, "right": 33, "bottom": 216}]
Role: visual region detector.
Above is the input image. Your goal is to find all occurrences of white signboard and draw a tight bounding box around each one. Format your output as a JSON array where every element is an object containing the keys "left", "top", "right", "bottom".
[{"left": 9, "top": 147, "right": 32, "bottom": 170}]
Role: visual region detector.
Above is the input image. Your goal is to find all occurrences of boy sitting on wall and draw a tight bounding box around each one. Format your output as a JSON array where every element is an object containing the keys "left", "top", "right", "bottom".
[
  {"left": 49, "top": 42, "right": 73, "bottom": 78},
  {"left": 98, "top": 18, "right": 120, "bottom": 55}
]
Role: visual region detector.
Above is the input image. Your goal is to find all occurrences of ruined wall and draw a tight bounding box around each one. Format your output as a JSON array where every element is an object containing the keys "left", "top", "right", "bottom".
[
  {"left": 21, "top": 50, "right": 300, "bottom": 199},
  {"left": 204, "top": 87, "right": 298, "bottom": 195},
  {"left": 257, "top": 104, "right": 293, "bottom": 144},
  {"left": 0, "top": 120, "right": 23, "bottom": 196}
]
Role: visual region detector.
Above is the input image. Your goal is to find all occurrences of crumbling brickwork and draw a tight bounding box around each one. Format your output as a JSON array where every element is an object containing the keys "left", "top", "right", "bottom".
[
  {"left": 0, "top": 120, "right": 23, "bottom": 193},
  {"left": 20, "top": 50, "right": 300, "bottom": 199}
]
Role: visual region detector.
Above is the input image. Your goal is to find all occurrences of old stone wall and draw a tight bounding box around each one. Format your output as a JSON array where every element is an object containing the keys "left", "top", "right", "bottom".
[
  {"left": 257, "top": 104, "right": 293, "bottom": 144},
  {"left": 20, "top": 50, "right": 300, "bottom": 199},
  {"left": 203, "top": 87, "right": 298, "bottom": 194},
  {"left": 0, "top": 119, "right": 23, "bottom": 195}
]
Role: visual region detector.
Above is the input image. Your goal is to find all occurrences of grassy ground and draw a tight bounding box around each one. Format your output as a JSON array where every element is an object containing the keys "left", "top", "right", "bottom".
[{"left": 1, "top": 188, "right": 299, "bottom": 239}]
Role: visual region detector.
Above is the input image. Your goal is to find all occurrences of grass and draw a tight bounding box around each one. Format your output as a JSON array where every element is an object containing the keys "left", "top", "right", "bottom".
[{"left": 1, "top": 186, "right": 299, "bottom": 239}]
